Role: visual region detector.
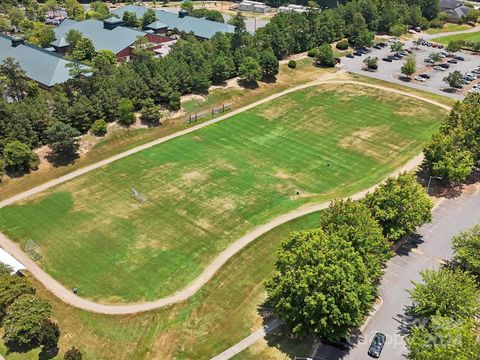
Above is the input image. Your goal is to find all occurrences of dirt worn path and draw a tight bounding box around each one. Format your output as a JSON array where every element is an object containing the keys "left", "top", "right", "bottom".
[{"left": 0, "top": 81, "right": 451, "bottom": 314}]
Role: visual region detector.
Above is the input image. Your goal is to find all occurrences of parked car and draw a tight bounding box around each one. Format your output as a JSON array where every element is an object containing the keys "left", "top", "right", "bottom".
[
  {"left": 426, "top": 42, "right": 432, "bottom": 47},
  {"left": 414, "top": 76, "right": 426, "bottom": 82},
  {"left": 400, "top": 50, "right": 409, "bottom": 56},
  {"left": 419, "top": 73, "right": 431, "bottom": 79},
  {"left": 382, "top": 57, "right": 393, "bottom": 62},
  {"left": 438, "top": 44, "right": 444, "bottom": 49},
  {"left": 353, "top": 51, "right": 363, "bottom": 56},
  {"left": 447, "top": 59, "right": 458, "bottom": 64},
  {"left": 373, "top": 44, "right": 382, "bottom": 49},
  {"left": 454, "top": 56, "right": 465, "bottom": 61},
  {"left": 346, "top": 53, "right": 355, "bottom": 58},
  {"left": 439, "top": 63, "right": 450, "bottom": 69},
  {"left": 434, "top": 65, "right": 446, "bottom": 71},
  {"left": 424, "top": 58, "right": 434, "bottom": 63},
  {"left": 368, "top": 333, "right": 386, "bottom": 358}
]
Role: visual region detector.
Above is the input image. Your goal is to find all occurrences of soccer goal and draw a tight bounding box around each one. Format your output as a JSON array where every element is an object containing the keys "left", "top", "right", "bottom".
[
  {"left": 130, "top": 187, "right": 147, "bottom": 203},
  {"left": 25, "top": 239, "right": 42, "bottom": 261}
]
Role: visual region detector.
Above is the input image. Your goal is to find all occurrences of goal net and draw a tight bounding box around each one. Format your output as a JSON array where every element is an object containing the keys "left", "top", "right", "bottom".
[
  {"left": 131, "top": 187, "right": 147, "bottom": 203},
  {"left": 25, "top": 239, "right": 42, "bottom": 261}
]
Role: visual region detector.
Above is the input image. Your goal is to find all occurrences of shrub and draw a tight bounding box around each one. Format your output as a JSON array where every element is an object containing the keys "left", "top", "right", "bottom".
[
  {"left": 3, "top": 141, "right": 39, "bottom": 172},
  {"left": 117, "top": 98, "right": 135, "bottom": 127},
  {"left": 389, "top": 23, "right": 407, "bottom": 36},
  {"left": 335, "top": 39, "right": 349, "bottom": 50},
  {"left": 0, "top": 158, "right": 5, "bottom": 181},
  {"left": 307, "top": 48, "right": 319, "bottom": 57},
  {"left": 90, "top": 119, "right": 107, "bottom": 137},
  {"left": 287, "top": 60, "right": 297, "bottom": 69},
  {"left": 64, "top": 347, "right": 83, "bottom": 360},
  {"left": 316, "top": 44, "right": 336, "bottom": 67}
]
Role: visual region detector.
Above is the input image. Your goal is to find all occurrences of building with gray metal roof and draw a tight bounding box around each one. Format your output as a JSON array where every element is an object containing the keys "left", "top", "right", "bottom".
[
  {"left": 0, "top": 33, "right": 75, "bottom": 87},
  {"left": 111, "top": 5, "right": 235, "bottom": 39}
]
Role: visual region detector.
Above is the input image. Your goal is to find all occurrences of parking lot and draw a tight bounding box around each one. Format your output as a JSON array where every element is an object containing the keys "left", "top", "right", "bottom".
[{"left": 340, "top": 39, "right": 480, "bottom": 100}]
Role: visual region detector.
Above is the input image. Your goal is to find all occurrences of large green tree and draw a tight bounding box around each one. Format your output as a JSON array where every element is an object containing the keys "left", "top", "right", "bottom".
[
  {"left": 266, "top": 228, "right": 376, "bottom": 340},
  {"left": 3, "top": 294, "right": 52, "bottom": 346},
  {"left": 0, "top": 274, "right": 35, "bottom": 318},
  {"left": 409, "top": 268, "right": 480, "bottom": 320},
  {"left": 316, "top": 44, "right": 336, "bottom": 67},
  {"left": 319, "top": 199, "right": 391, "bottom": 281},
  {"left": 3, "top": 140, "right": 39, "bottom": 172},
  {"left": 364, "top": 172, "right": 433, "bottom": 242},
  {"left": 452, "top": 225, "right": 480, "bottom": 279},
  {"left": 238, "top": 56, "right": 261, "bottom": 85},
  {"left": 45, "top": 121, "right": 80, "bottom": 158},
  {"left": 406, "top": 316, "right": 480, "bottom": 360}
]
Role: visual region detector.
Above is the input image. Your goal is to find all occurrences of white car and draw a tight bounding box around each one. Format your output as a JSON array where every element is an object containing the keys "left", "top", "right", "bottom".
[
  {"left": 434, "top": 66, "right": 446, "bottom": 71},
  {"left": 414, "top": 76, "right": 426, "bottom": 82}
]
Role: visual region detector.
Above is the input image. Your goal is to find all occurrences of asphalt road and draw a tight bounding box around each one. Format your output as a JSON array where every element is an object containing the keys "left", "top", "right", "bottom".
[{"left": 314, "top": 187, "right": 480, "bottom": 360}]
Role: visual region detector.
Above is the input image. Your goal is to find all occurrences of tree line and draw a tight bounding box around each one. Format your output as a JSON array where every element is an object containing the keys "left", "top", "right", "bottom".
[
  {"left": 0, "top": 264, "right": 83, "bottom": 359},
  {"left": 266, "top": 172, "right": 433, "bottom": 341},
  {"left": 405, "top": 224, "right": 480, "bottom": 359}
]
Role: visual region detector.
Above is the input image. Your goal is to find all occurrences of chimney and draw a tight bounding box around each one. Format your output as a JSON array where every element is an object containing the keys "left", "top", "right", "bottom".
[
  {"left": 179, "top": 9, "right": 188, "bottom": 18},
  {"left": 11, "top": 36, "right": 24, "bottom": 47}
]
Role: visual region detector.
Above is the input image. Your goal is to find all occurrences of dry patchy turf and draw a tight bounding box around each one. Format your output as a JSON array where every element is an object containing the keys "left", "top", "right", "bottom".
[{"left": 0, "top": 84, "right": 446, "bottom": 302}]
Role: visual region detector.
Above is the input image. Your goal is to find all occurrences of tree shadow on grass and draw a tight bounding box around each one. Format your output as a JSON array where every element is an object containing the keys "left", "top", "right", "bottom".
[
  {"left": 39, "top": 346, "right": 59, "bottom": 360},
  {"left": 4, "top": 340, "right": 38, "bottom": 355},
  {"left": 237, "top": 79, "right": 259, "bottom": 89},
  {"left": 46, "top": 151, "right": 79, "bottom": 168}
]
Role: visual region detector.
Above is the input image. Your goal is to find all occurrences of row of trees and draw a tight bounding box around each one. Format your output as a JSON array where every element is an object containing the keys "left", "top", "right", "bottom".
[
  {"left": 0, "top": 264, "right": 83, "bottom": 359},
  {"left": 405, "top": 225, "right": 480, "bottom": 359},
  {"left": 266, "top": 172, "right": 433, "bottom": 341},
  {"left": 423, "top": 93, "right": 480, "bottom": 183}
]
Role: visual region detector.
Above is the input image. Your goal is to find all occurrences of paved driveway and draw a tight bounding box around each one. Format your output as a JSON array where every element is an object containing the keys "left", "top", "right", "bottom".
[
  {"left": 340, "top": 41, "right": 480, "bottom": 100},
  {"left": 315, "top": 189, "right": 480, "bottom": 360}
]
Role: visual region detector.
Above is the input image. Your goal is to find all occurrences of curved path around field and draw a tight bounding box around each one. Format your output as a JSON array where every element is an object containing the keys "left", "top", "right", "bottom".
[{"left": 0, "top": 80, "right": 451, "bottom": 315}]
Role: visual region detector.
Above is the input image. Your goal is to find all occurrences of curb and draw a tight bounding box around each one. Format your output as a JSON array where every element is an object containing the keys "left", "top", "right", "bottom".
[{"left": 360, "top": 296, "right": 384, "bottom": 333}]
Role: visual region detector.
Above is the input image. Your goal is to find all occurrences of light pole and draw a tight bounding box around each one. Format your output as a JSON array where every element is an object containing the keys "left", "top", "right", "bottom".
[{"left": 427, "top": 176, "right": 442, "bottom": 194}]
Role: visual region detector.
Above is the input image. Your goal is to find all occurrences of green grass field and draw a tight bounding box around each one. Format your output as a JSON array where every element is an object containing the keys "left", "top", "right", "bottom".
[
  {"left": 426, "top": 23, "right": 472, "bottom": 35},
  {"left": 434, "top": 30, "right": 480, "bottom": 44},
  {"left": 0, "top": 84, "right": 446, "bottom": 303}
]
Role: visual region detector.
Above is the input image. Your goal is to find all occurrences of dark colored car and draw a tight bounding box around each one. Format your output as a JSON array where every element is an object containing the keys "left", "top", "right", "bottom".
[
  {"left": 346, "top": 53, "right": 355, "bottom": 58},
  {"left": 378, "top": 42, "right": 387, "bottom": 47},
  {"left": 447, "top": 59, "right": 458, "bottom": 64},
  {"left": 419, "top": 73, "right": 431, "bottom": 79},
  {"left": 439, "top": 63, "right": 450, "bottom": 69},
  {"left": 454, "top": 56, "right": 465, "bottom": 61},
  {"left": 373, "top": 44, "right": 382, "bottom": 49},
  {"left": 368, "top": 333, "right": 386, "bottom": 358},
  {"left": 354, "top": 51, "right": 363, "bottom": 56},
  {"left": 382, "top": 57, "right": 393, "bottom": 62}
]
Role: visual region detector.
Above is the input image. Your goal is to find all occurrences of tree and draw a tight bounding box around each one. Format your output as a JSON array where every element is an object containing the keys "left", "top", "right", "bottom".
[
  {"left": 0, "top": 274, "right": 35, "bottom": 318},
  {"left": 142, "top": 9, "right": 156, "bottom": 29},
  {"left": 38, "top": 320, "right": 60, "bottom": 349},
  {"left": 409, "top": 268, "right": 480, "bottom": 320},
  {"left": 406, "top": 316, "right": 480, "bottom": 360},
  {"left": 181, "top": 0, "right": 194, "bottom": 13},
  {"left": 390, "top": 41, "right": 404, "bottom": 53},
  {"left": 318, "top": 199, "right": 391, "bottom": 281},
  {"left": 46, "top": 121, "right": 80, "bottom": 158},
  {"left": 71, "top": 37, "right": 95, "bottom": 61},
  {"left": 90, "top": 119, "right": 107, "bottom": 136},
  {"left": 443, "top": 70, "right": 464, "bottom": 90},
  {"left": 0, "top": 57, "right": 34, "bottom": 101},
  {"left": 92, "top": 50, "right": 117, "bottom": 75},
  {"left": 389, "top": 23, "right": 407, "bottom": 37},
  {"left": 424, "top": 132, "right": 474, "bottom": 182},
  {"left": 259, "top": 50, "right": 279, "bottom": 79},
  {"left": 211, "top": 55, "right": 234, "bottom": 84},
  {"left": 419, "top": 0, "right": 440, "bottom": 21},
  {"left": 140, "top": 98, "right": 161, "bottom": 126},
  {"left": 452, "top": 225, "right": 480, "bottom": 279},
  {"left": 238, "top": 56, "right": 261, "bottom": 85},
  {"left": 428, "top": 52, "right": 442, "bottom": 65},
  {"left": 65, "top": 29, "right": 83, "bottom": 49},
  {"left": 3, "top": 141, "right": 39, "bottom": 172},
  {"left": 316, "top": 44, "right": 335, "bottom": 67},
  {"left": 64, "top": 347, "right": 83, "bottom": 360},
  {"left": 266, "top": 228, "right": 376, "bottom": 340},
  {"left": 413, "top": 38, "right": 424, "bottom": 49},
  {"left": 446, "top": 40, "right": 464, "bottom": 54},
  {"left": 64, "top": 0, "right": 85, "bottom": 21},
  {"left": 401, "top": 54, "right": 417, "bottom": 79},
  {"left": 122, "top": 11, "right": 139, "bottom": 28},
  {"left": 364, "top": 172, "right": 433, "bottom": 242},
  {"left": 117, "top": 98, "right": 135, "bottom": 127},
  {"left": 3, "top": 294, "right": 52, "bottom": 346},
  {"left": 363, "top": 56, "right": 378, "bottom": 70}
]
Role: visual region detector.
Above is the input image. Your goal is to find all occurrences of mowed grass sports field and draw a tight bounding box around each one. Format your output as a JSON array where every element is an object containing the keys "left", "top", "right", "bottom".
[
  {"left": 435, "top": 30, "right": 480, "bottom": 44},
  {"left": 0, "top": 84, "right": 446, "bottom": 302}
]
